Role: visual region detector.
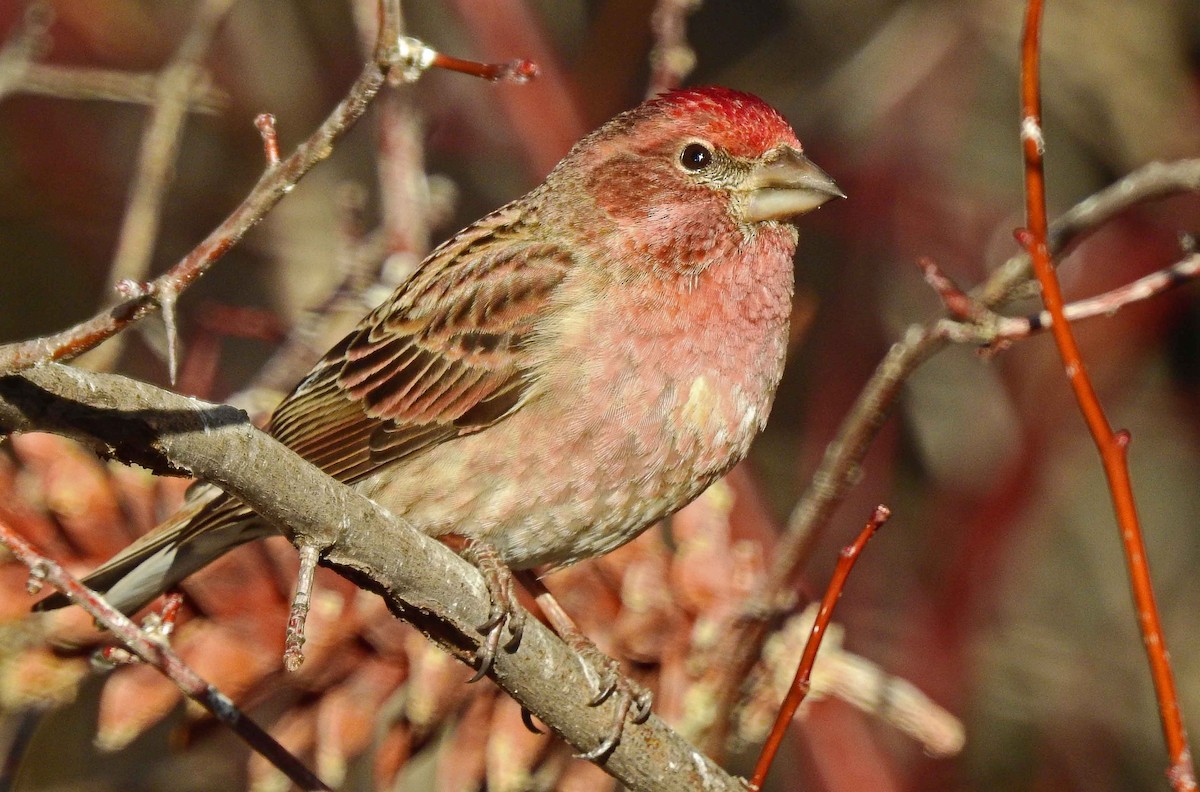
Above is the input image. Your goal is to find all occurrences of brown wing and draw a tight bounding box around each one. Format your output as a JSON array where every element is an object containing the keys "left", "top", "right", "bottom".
[{"left": 266, "top": 203, "right": 571, "bottom": 485}]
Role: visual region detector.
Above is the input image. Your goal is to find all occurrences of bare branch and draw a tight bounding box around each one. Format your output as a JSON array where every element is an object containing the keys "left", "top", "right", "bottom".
[
  {"left": 936, "top": 252, "right": 1200, "bottom": 345},
  {"left": 646, "top": 0, "right": 702, "bottom": 98},
  {"left": 87, "top": 0, "right": 240, "bottom": 379},
  {"left": 979, "top": 158, "right": 1200, "bottom": 306},
  {"left": 0, "top": 516, "right": 331, "bottom": 791},
  {"left": 0, "top": 5, "right": 226, "bottom": 111},
  {"left": 0, "top": 42, "right": 394, "bottom": 375},
  {"left": 0, "top": 364, "right": 744, "bottom": 792}
]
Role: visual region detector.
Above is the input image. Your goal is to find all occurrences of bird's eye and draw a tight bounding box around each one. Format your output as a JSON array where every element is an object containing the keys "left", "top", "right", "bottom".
[{"left": 679, "top": 142, "right": 713, "bottom": 172}]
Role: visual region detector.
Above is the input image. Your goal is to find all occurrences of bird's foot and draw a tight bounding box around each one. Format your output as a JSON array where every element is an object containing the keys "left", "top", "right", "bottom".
[
  {"left": 566, "top": 633, "right": 653, "bottom": 760},
  {"left": 461, "top": 539, "right": 525, "bottom": 682}
]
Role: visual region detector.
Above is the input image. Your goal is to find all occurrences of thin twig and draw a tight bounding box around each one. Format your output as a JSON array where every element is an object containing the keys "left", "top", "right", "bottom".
[
  {"left": 749, "top": 506, "right": 889, "bottom": 789},
  {"left": 0, "top": 516, "right": 332, "bottom": 791},
  {"left": 86, "top": 0, "right": 240, "bottom": 379},
  {"left": 979, "top": 158, "right": 1200, "bottom": 306},
  {"left": 446, "top": 0, "right": 585, "bottom": 177},
  {"left": 646, "top": 0, "right": 701, "bottom": 98},
  {"left": 935, "top": 252, "right": 1200, "bottom": 345},
  {"left": 392, "top": 35, "right": 539, "bottom": 84},
  {"left": 0, "top": 62, "right": 226, "bottom": 111},
  {"left": 1018, "top": 2, "right": 1196, "bottom": 788},
  {"left": 355, "top": 3, "right": 433, "bottom": 261},
  {"left": 0, "top": 26, "right": 541, "bottom": 377},
  {"left": 0, "top": 36, "right": 394, "bottom": 374},
  {"left": 256, "top": 113, "right": 281, "bottom": 166},
  {"left": 95, "top": 593, "right": 185, "bottom": 668},
  {"left": 284, "top": 543, "right": 321, "bottom": 672},
  {"left": 0, "top": 5, "right": 225, "bottom": 111}
]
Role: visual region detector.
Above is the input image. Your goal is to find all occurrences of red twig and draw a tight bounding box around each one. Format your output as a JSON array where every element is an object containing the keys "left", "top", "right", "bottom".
[
  {"left": 392, "top": 34, "right": 540, "bottom": 84},
  {"left": 749, "top": 505, "right": 890, "bottom": 790},
  {"left": 1019, "top": 3, "right": 1197, "bottom": 789},
  {"left": 446, "top": 0, "right": 586, "bottom": 177},
  {"left": 255, "top": 113, "right": 280, "bottom": 166},
  {"left": 430, "top": 51, "right": 539, "bottom": 83},
  {"left": 917, "top": 256, "right": 988, "bottom": 322},
  {"left": 0, "top": 517, "right": 331, "bottom": 791}
]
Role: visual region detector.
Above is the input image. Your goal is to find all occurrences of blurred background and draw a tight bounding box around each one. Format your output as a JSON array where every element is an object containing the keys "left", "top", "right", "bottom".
[{"left": 0, "top": 0, "right": 1198, "bottom": 790}]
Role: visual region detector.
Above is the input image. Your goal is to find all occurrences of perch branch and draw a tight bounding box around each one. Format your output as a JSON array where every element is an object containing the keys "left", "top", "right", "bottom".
[{"left": 0, "top": 364, "right": 743, "bottom": 792}]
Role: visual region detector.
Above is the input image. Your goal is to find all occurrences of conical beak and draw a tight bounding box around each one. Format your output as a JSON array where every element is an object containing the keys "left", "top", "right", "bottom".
[{"left": 739, "top": 145, "right": 844, "bottom": 224}]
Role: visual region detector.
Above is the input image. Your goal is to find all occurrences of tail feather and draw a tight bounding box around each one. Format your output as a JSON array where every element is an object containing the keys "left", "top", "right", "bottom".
[{"left": 34, "top": 485, "right": 273, "bottom": 614}]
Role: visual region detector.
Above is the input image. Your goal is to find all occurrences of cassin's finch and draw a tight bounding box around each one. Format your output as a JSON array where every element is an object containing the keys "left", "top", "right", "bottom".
[{"left": 39, "top": 86, "right": 841, "bottom": 736}]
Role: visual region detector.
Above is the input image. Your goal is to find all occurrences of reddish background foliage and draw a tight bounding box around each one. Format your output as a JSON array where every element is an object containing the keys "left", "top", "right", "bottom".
[{"left": 0, "top": 1, "right": 1198, "bottom": 790}]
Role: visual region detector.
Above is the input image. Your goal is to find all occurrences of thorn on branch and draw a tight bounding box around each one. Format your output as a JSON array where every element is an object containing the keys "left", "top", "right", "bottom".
[
  {"left": 284, "top": 543, "right": 321, "bottom": 672},
  {"left": 255, "top": 113, "right": 280, "bottom": 166},
  {"left": 917, "top": 256, "right": 987, "bottom": 322},
  {"left": 1013, "top": 227, "right": 1036, "bottom": 252},
  {"left": 393, "top": 35, "right": 539, "bottom": 85},
  {"left": 160, "top": 286, "right": 180, "bottom": 386}
]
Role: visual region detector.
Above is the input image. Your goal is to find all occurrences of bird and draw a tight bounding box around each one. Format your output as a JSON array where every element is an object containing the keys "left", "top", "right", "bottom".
[{"left": 37, "top": 85, "right": 841, "bottom": 748}]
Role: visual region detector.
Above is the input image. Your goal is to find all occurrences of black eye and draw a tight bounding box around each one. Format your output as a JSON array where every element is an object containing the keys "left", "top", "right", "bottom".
[{"left": 679, "top": 142, "right": 713, "bottom": 172}]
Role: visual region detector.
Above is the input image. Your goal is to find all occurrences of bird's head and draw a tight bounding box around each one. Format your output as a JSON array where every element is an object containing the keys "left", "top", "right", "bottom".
[{"left": 550, "top": 86, "right": 842, "bottom": 278}]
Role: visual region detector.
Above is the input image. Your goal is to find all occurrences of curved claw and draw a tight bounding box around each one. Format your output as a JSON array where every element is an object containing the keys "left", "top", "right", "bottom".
[
  {"left": 520, "top": 706, "right": 544, "bottom": 735},
  {"left": 588, "top": 676, "right": 618, "bottom": 707},
  {"left": 566, "top": 637, "right": 654, "bottom": 760},
  {"left": 462, "top": 539, "right": 526, "bottom": 682},
  {"left": 631, "top": 688, "right": 654, "bottom": 724},
  {"left": 576, "top": 730, "right": 619, "bottom": 762},
  {"left": 468, "top": 621, "right": 503, "bottom": 682},
  {"left": 503, "top": 604, "right": 525, "bottom": 651},
  {"left": 576, "top": 690, "right": 635, "bottom": 761}
]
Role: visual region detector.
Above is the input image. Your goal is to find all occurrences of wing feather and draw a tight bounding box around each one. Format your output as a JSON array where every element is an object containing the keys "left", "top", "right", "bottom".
[{"left": 266, "top": 205, "right": 571, "bottom": 484}]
